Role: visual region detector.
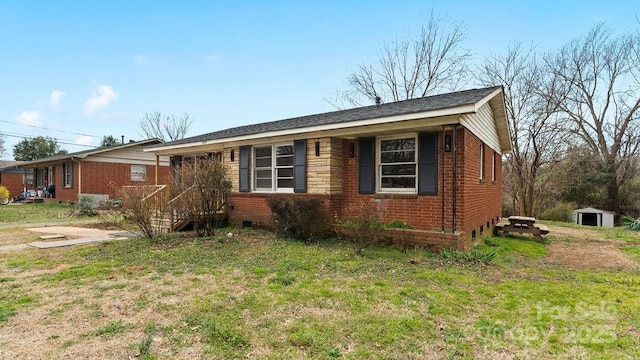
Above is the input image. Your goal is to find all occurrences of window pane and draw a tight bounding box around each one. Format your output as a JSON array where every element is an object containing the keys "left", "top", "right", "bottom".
[
  {"left": 255, "top": 147, "right": 271, "bottom": 157},
  {"left": 381, "top": 177, "right": 416, "bottom": 188},
  {"left": 381, "top": 150, "right": 415, "bottom": 163},
  {"left": 277, "top": 179, "right": 293, "bottom": 188},
  {"left": 256, "top": 169, "right": 272, "bottom": 179},
  {"left": 276, "top": 145, "right": 293, "bottom": 156},
  {"left": 381, "top": 164, "right": 416, "bottom": 176},
  {"left": 276, "top": 156, "right": 293, "bottom": 166},
  {"left": 380, "top": 138, "right": 415, "bottom": 151},
  {"left": 277, "top": 168, "right": 293, "bottom": 178},
  {"left": 256, "top": 179, "right": 272, "bottom": 188},
  {"left": 256, "top": 158, "right": 272, "bottom": 167}
]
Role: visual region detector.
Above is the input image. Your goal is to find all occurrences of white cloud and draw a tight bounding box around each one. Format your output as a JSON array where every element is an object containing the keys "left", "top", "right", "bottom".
[
  {"left": 15, "top": 110, "right": 43, "bottom": 127},
  {"left": 50, "top": 90, "right": 66, "bottom": 109},
  {"left": 84, "top": 84, "right": 119, "bottom": 115},
  {"left": 74, "top": 135, "right": 94, "bottom": 146}
]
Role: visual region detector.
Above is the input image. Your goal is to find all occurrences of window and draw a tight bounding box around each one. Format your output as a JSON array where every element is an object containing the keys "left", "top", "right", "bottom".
[
  {"left": 63, "top": 162, "right": 73, "bottom": 188},
  {"left": 131, "top": 165, "right": 146, "bottom": 181},
  {"left": 479, "top": 144, "right": 485, "bottom": 181},
  {"left": 254, "top": 144, "right": 294, "bottom": 191},
  {"left": 378, "top": 135, "right": 417, "bottom": 192},
  {"left": 24, "top": 170, "right": 34, "bottom": 187},
  {"left": 491, "top": 151, "right": 496, "bottom": 183},
  {"left": 36, "top": 168, "right": 45, "bottom": 188}
]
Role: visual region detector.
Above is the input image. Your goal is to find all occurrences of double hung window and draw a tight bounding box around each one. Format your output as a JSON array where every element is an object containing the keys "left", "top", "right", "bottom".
[
  {"left": 254, "top": 144, "right": 294, "bottom": 191},
  {"left": 378, "top": 135, "right": 417, "bottom": 192}
]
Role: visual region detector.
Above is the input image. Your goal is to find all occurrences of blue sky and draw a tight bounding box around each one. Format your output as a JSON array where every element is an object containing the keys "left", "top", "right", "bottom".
[{"left": 0, "top": 0, "right": 637, "bottom": 159}]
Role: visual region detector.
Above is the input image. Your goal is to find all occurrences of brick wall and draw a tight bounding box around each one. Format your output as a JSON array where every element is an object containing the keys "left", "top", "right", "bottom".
[
  {"left": 0, "top": 171, "right": 24, "bottom": 198},
  {"left": 47, "top": 161, "right": 171, "bottom": 202},
  {"left": 338, "top": 128, "right": 502, "bottom": 251},
  {"left": 339, "top": 138, "right": 450, "bottom": 231},
  {"left": 227, "top": 192, "right": 338, "bottom": 228},
  {"left": 458, "top": 129, "right": 503, "bottom": 249},
  {"left": 223, "top": 128, "right": 503, "bottom": 251}
]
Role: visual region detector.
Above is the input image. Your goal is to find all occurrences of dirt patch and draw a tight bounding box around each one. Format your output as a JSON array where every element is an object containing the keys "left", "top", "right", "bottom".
[{"left": 545, "top": 225, "right": 639, "bottom": 269}]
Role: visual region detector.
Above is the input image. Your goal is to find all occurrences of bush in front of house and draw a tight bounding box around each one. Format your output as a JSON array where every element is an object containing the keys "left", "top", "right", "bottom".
[
  {"left": 267, "top": 196, "right": 329, "bottom": 242},
  {"left": 539, "top": 202, "right": 575, "bottom": 222},
  {"left": 339, "top": 200, "right": 382, "bottom": 255},
  {"left": 0, "top": 185, "right": 9, "bottom": 205},
  {"left": 77, "top": 195, "right": 97, "bottom": 216}
]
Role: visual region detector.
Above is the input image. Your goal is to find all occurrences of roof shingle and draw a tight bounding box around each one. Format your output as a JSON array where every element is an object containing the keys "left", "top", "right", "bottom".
[{"left": 150, "top": 86, "right": 501, "bottom": 148}]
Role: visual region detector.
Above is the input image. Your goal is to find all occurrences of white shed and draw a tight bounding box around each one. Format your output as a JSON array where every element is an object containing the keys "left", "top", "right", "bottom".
[{"left": 573, "top": 207, "right": 615, "bottom": 227}]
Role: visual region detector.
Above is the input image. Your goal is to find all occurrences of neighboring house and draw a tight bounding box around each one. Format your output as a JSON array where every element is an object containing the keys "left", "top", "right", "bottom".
[
  {"left": 573, "top": 207, "right": 615, "bottom": 227},
  {"left": 0, "top": 160, "right": 29, "bottom": 198},
  {"left": 17, "top": 139, "right": 172, "bottom": 203},
  {"left": 146, "top": 86, "right": 512, "bottom": 250}
]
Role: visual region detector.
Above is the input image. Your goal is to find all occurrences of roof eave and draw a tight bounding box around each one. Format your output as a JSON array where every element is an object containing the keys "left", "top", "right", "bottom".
[{"left": 145, "top": 104, "right": 476, "bottom": 154}]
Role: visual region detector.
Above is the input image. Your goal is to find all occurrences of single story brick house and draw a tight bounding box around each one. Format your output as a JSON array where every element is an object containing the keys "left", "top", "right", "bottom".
[
  {"left": 17, "top": 139, "right": 172, "bottom": 203},
  {"left": 0, "top": 160, "right": 28, "bottom": 198},
  {"left": 146, "top": 86, "right": 511, "bottom": 250}
]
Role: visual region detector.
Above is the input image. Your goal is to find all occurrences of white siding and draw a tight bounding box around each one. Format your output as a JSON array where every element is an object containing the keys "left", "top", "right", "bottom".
[
  {"left": 87, "top": 147, "right": 170, "bottom": 166},
  {"left": 459, "top": 103, "right": 502, "bottom": 154}
]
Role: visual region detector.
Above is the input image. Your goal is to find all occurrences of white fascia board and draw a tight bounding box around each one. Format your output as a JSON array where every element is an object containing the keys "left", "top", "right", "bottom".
[
  {"left": 474, "top": 87, "right": 503, "bottom": 111},
  {"left": 145, "top": 104, "right": 476, "bottom": 153}
]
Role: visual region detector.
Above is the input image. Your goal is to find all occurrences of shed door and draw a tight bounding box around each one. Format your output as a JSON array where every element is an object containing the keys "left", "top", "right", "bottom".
[{"left": 582, "top": 212, "right": 598, "bottom": 226}]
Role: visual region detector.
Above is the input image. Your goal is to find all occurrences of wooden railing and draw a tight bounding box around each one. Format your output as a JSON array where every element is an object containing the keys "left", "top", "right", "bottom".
[{"left": 121, "top": 184, "right": 227, "bottom": 233}]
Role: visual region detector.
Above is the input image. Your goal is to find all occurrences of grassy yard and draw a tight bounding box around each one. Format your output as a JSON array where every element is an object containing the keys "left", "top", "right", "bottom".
[{"left": 1, "top": 206, "right": 639, "bottom": 359}]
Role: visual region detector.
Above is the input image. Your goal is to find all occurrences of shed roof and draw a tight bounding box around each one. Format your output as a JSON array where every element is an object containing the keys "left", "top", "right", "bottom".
[
  {"left": 146, "top": 86, "right": 510, "bottom": 153},
  {"left": 574, "top": 207, "right": 616, "bottom": 215}
]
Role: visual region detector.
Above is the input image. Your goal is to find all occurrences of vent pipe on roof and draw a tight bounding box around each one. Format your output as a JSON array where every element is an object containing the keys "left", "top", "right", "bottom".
[
  {"left": 121, "top": 135, "right": 124, "bottom": 144},
  {"left": 375, "top": 96, "right": 381, "bottom": 106}
]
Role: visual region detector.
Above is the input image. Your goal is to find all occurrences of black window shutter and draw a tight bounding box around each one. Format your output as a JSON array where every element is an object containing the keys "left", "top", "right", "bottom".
[
  {"left": 418, "top": 132, "right": 438, "bottom": 195},
  {"left": 293, "top": 140, "right": 307, "bottom": 193},
  {"left": 239, "top": 146, "right": 250, "bottom": 192},
  {"left": 358, "top": 138, "right": 375, "bottom": 194},
  {"left": 70, "top": 163, "right": 73, "bottom": 188}
]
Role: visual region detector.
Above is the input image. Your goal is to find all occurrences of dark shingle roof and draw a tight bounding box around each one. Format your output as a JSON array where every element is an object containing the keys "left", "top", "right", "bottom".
[{"left": 150, "top": 86, "right": 502, "bottom": 148}]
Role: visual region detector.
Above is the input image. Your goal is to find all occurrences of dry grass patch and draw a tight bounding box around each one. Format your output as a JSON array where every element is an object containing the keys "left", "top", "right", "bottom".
[{"left": 0, "top": 228, "right": 638, "bottom": 359}]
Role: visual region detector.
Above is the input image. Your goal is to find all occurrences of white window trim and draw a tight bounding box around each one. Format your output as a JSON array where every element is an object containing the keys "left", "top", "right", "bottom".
[
  {"left": 491, "top": 151, "right": 496, "bottom": 183},
  {"left": 63, "top": 163, "right": 73, "bottom": 188},
  {"left": 377, "top": 133, "right": 418, "bottom": 194},
  {"left": 252, "top": 143, "right": 295, "bottom": 193},
  {"left": 479, "top": 144, "right": 485, "bottom": 181},
  {"left": 131, "top": 164, "right": 147, "bottom": 182}
]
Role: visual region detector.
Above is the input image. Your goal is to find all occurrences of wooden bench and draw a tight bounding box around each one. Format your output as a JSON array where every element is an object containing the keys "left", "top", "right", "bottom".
[{"left": 495, "top": 216, "right": 548, "bottom": 242}]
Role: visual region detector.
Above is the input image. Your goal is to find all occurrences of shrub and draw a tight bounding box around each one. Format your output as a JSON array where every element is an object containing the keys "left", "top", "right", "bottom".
[
  {"left": 170, "top": 158, "right": 232, "bottom": 237},
  {"left": 0, "top": 186, "right": 9, "bottom": 205},
  {"left": 539, "top": 202, "right": 574, "bottom": 222},
  {"left": 623, "top": 215, "right": 640, "bottom": 231},
  {"left": 77, "top": 195, "right": 96, "bottom": 216},
  {"left": 339, "top": 200, "right": 381, "bottom": 255},
  {"left": 267, "top": 197, "right": 329, "bottom": 242}
]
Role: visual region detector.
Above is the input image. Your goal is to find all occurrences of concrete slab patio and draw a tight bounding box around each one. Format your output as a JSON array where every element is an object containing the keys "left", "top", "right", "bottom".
[{"left": 0, "top": 226, "right": 137, "bottom": 251}]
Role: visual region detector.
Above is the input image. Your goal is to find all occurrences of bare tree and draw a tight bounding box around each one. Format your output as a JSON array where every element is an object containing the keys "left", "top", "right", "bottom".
[
  {"left": 139, "top": 112, "right": 193, "bottom": 142},
  {"left": 477, "top": 43, "right": 566, "bottom": 217},
  {"left": 542, "top": 24, "right": 640, "bottom": 213},
  {"left": 170, "top": 157, "right": 232, "bottom": 237},
  {"left": 327, "top": 10, "right": 472, "bottom": 108}
]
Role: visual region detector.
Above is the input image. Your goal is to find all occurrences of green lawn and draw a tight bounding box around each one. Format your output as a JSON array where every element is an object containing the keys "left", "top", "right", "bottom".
[
  {"left": 0, "top": 202, "right": 74, "bottom": 223},
  {"left": 1, "top": 224, "right": 639, "bottom": 359}
]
